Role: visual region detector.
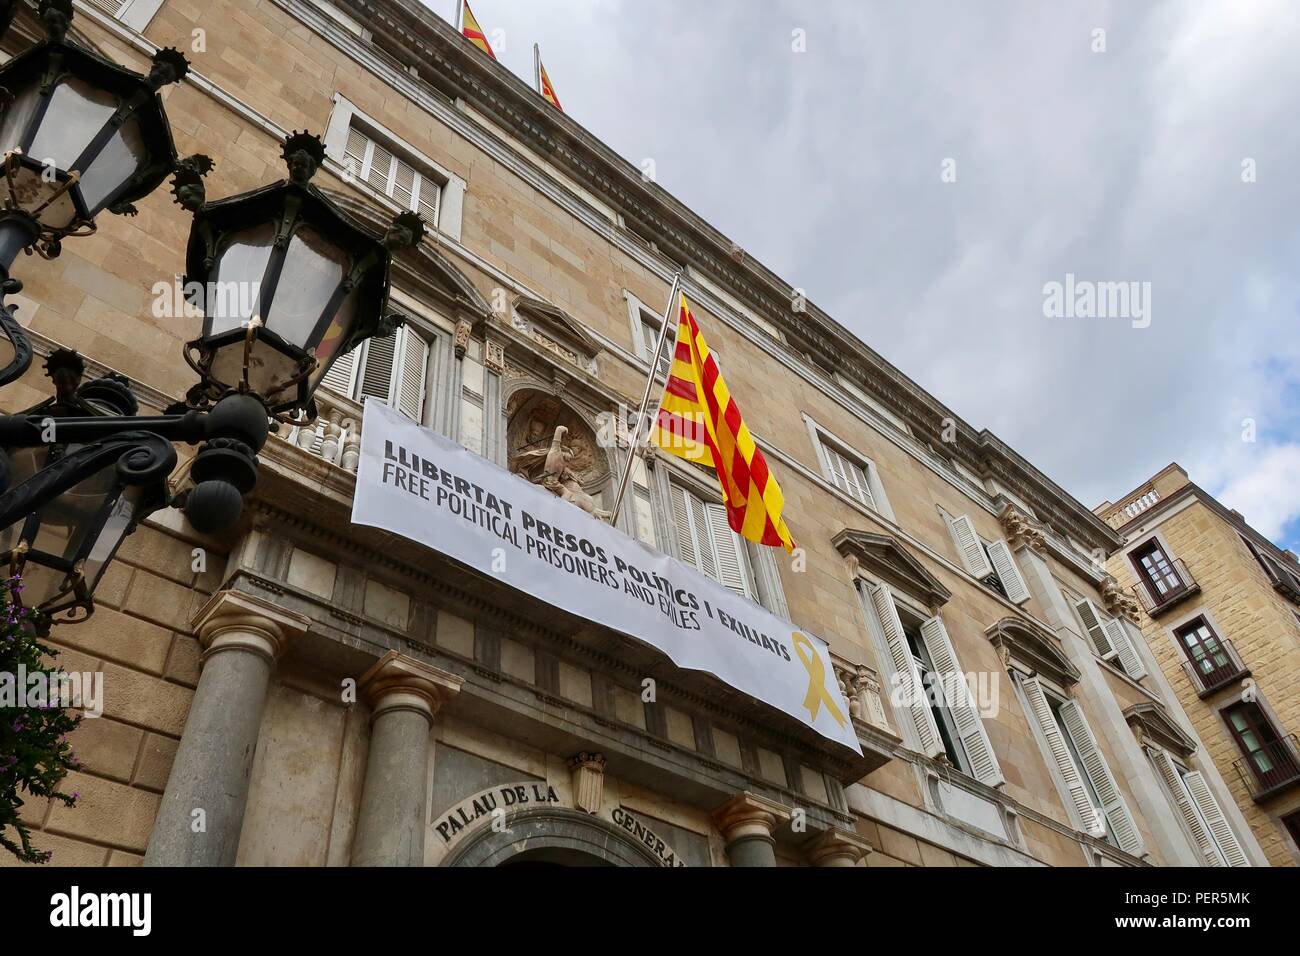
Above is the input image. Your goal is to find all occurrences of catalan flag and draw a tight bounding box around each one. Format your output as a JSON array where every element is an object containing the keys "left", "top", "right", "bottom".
[
  {"left": 651, "top": 294, "right": 796, "bottom": 552},
  {"left": 539, "top": 58, "right": 563, "bottom": 111},
  {"left": 459, "top": 0, "right": 496, "bottom": 60}
]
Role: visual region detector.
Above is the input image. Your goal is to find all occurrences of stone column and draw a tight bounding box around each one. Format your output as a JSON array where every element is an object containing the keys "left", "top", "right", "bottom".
[
  {"left": 712, "top": 793, "right": 789, "bottom": 867},
  {"left": 351, "top": 651, "right": 463, "bottom": 867},
  {"left": 145, "top": 591, "right": 309, "bottom": 867},
  {"left": 804, "top": 827, "right": 873, "bottom": 867}
]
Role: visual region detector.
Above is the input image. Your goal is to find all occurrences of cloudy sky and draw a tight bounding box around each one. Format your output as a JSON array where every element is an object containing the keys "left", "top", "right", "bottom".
[{"left": 426, "top": 1, "right": 1300, "bottom": 550}]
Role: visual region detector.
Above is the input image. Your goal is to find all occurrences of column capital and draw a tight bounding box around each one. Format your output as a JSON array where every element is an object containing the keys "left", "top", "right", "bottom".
[
  {"left": 193, "top": 589, "right": 311, "bottom": 664},
  {"left": 804, "top": 827, "right": 873, "bottom": 867},
  {"left": 711, "top": 792, "right": 790, "bottom": 843},
  {"left": 359, "top": 650, "right": 463, "bottom": 724}
]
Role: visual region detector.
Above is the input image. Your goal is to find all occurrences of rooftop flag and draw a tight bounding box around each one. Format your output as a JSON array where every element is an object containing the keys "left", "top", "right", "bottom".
[
  {"left": 535, "top": 44, "right": 563, "bottom": 111},
  {"left": 458, "top": 0, "right": 496, "bottom": 60}
]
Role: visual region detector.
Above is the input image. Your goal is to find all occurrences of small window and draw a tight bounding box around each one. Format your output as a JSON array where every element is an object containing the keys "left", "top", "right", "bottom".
[
  {"left": 343, "top": 124, "right": 440, "bottom": 226},
  {"left": 1131, "top": 540, "right": 1188, "bottom": 602},
  {"left": 821, "top": 439, "right": 876, "bottom": 509},
  {"left": 811, "top": 425, "right": 892, "bottom": 518},
  {"left": 1284, "top": 809, "right": 1300, "bottom": 853},
  {"left": 1223, "top": 701, "right": 1299, "bottom": 793},
  {"left": 668, "top": 481, "right": 752, "bottom": 598}
]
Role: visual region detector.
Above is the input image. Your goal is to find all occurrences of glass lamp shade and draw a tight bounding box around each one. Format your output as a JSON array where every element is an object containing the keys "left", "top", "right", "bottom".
[
  {"left": 0, "top": 39, "right": 177, "bottom": 237},
  {"left": 187, "top": 182, "right": 393, "bottom": 416},
  {"left": 0, "top": 454, "right": 144, "bottom": 625}
]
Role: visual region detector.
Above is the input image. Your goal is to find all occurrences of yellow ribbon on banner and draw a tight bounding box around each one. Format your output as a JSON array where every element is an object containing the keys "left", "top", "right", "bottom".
[{"left": 791, "top": 632, "right": 846, "bottom": 728}]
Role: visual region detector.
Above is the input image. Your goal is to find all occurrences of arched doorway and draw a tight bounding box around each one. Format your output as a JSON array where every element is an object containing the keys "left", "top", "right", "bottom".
[{"left": 443, "top": 807, "right": 661, "bottom": 868}]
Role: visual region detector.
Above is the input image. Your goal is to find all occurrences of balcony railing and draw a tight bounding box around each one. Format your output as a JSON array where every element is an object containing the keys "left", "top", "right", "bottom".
[
  {"left": 1180, "top": 638, "right": 1250, "bottom": 697},
  {"left": 1132, "top": 557, "right": 1199, "bottom": 615},
  {"left": 1234, "top": 734, "right": 1300, "bottom": 802},
  {"left": 282, "top": 390, "right": 362, "bottom": 475},
  {"left": 1102, "top": 486, "right": 1160, "bottom": 528}
]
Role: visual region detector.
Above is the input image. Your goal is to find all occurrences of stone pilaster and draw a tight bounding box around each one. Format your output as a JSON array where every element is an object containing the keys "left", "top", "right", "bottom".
[
  {"left": 145, "top": 590, "right": 310, "bottom": 867},
  {"left": 567, "top": 752, "right": 606, "bottom": 815},
  {"left": 712, "top": 792, "right": 790, "bottom": 867},
  {"left": 351, "top": 651, "right": 463, "bottom": 867},
  {"left": 804, "top": 827, "right": 873, "bottom": 867}
]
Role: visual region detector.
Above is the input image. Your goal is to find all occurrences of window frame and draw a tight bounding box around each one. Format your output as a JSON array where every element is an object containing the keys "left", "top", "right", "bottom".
[
  {"left": 323, "top": 94, "right": 467, "bottom": 240},
  {"left": 804, "top": 415, "right": 896, "bottom": 522}
]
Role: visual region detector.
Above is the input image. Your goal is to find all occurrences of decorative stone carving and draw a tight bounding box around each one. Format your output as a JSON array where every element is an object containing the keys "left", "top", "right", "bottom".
[
  {"left": 453, "top": 317, "right": 473, "bottom": 358},
  {"left": 832, "top": 658, "right": 892, "bottom": 733},
  {"left": 567, "top": 751, "right": 606, "bottom": 815},
  {"left": 484, "top": 338, "right": 506, "bottom": 375},
  {"left": 1100, "top": 575, "right": 1142, "bottom": 624},
  {"left": 507, "top": 393, "right": 612, "bottom": 520},
  {"left": 999, "top": 504, "right": 1047, "bottom": 554}
]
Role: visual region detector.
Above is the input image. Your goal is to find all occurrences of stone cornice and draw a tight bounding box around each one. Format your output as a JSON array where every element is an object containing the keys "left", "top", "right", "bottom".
[{"left": 327, "top": 0, "right": 1121, "bottom": 555}]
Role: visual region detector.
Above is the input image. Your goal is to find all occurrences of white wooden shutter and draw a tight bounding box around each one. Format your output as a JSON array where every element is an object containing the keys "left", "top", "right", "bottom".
[
  {"left": 986, "top": 539, "right": 1031, "bottom": 604},
  {"left": 704, "top": 501, "right": 750, "bottom": 597},
  {"left": 1183, "top": 771, "right": 1250, "bottom": 867},
  {"left": 1019, "top": 676, "right": 1103, "bottom": 836},
  {"left": 868, "top": 583, "right": 944, "bottom": 758},
  {"left": 344, "top": 126, "right": 370, "bottom": 181},
  {"left": 1074, "top": 598, "right": 1117, "bottom": 658},
  {"left": 414, "top": 175, "right": 440, "bottom": 225},
  {"left": 319, "top": 346, "right": 359, "bottom": 397},
  {"left": 1058, "top": 700, "right": 1145, "bottom": 856},
  {"left": 357, "top": 333, "right": 397, "bottom": 404},
  {"left": 948, "top": 515, "right": 994, "bottom": 578},
  {"left": 686, "top": 492, "right": 716, "bottom": 580},
  {"left": 1103, "top": 618, "right": 1147, "bottom": 679},
  {"left": 1148, "top": 747, "right": 1224, "bottom": 866},
  {"left": 920, "top": 616, "right": 1005, "bottom": 786},
  {"left": 669, "top": 483, "right": 697, "bottom": 568},
  {"left": 822, "top": 443, "right": 875, "bottom": 509},
  {"left": 395, "top": 328, "right": 429, "bottom": 421}
]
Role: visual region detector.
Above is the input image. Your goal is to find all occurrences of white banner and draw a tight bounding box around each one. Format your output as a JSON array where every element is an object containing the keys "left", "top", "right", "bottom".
[{"left": 351, "top": 399, "right": 860, "bottom": 754}]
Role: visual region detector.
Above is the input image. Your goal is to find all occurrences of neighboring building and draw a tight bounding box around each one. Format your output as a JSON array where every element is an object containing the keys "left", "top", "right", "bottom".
[
  {"left": 1098, "top": 464, "right": 1300, "bottom": 866},
  {"left": 0, "top": 0, "right": 1264, "bottom": 867}
]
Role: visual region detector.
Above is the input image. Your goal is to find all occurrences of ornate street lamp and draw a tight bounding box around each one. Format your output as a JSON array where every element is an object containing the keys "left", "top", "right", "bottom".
[
  {"left": 0, "top": 0, "right": 189, "bottom": 387},
  {"left": 0, "top": 350, "right": 172, "bottom": 624},
  {"left": 182, "top": 131, "right": 413, "bottom": 419},
  {"left": 0, "top": 9, "right": 422, "bottom": 632}
]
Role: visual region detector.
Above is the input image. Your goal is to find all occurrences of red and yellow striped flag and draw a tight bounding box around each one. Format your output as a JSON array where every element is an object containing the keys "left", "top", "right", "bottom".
[
  {"left": 460, "top": 0, "right": 496, "bottom": 60},
  {"left": 650, "top": 294, "right": 796, "bottom": 552},
  {"left": 539, "top": 59, "right": 563, "bottom": 111}
]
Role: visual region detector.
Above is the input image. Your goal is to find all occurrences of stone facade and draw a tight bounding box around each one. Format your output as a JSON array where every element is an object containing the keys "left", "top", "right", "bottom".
[
  {"left": 1100, "top": 464, "right": 1300, "bottom": 866},
  {"left": 0, "top": 1, "right": 1265, "bottom": 867}
]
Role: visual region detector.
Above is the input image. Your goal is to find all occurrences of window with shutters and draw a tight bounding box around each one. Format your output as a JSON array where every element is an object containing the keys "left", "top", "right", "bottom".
[
  {"left": 945, "top": 514, "right": 1030, "bottom": 604},
  {"left": 320, "top": 325, "right": 430, "bottom": 423},
  {"left": 861, "top": 582, "right": 1004, "bottom": 787},
  {"left": 632, "top": 303, "right": 673, "bottom": 378},
  {"left": 90, "top": 0, "right": 165, "bottom": 30},
  {"left": 1240, "top": 533, "right": 1300, "bottom": 605},
  {"left": 808, "top": 423, "right": 892, "bottom": 518},
  {"left": 667, "top": 480, "right": 753, "bottom": 599},
  {"left": 1148, "top": 746, "right": 1250, "bottom": 866},
  {"left": 343, "top": 124, "right": 441, "bottom": 226},
  {"left": 1049, "top": 694, "right": 1144, "bottom": 854},
  {"left": 1070, "top": 595, "right": 1147, "bottom": 680}
]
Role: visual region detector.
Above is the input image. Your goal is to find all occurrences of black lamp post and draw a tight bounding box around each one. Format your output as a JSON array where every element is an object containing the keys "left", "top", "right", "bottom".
[
  {"left": 0, "top": 0, "right": 189, "bottom": 387},
  {"left": 0, "top": 6, "right": 421, "bottom": 632}
]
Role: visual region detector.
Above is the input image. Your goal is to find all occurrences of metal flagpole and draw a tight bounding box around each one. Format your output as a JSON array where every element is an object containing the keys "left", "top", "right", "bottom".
[
  {"left": 534, "top": 43, "right": 542, "bottom": 94},
  {"left": 609, "top": 271, "right": 682, "bottom": 522},
  {"left": 455, "top": 0, "right": 463, "bottom": 33}
]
